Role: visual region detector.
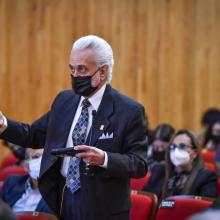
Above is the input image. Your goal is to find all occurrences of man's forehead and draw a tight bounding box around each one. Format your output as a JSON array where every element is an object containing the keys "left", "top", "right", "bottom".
[{"left": 70, "top": 48, "right": 96, "bottom": 64}]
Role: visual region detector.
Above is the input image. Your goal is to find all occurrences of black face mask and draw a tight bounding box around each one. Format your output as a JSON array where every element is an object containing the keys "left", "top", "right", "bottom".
[
  {"left": 152, "top": 150, "right": 165, "bottom": 162},
  {"left": 71, "top": 68, "right": 100, "bottom": 97}
]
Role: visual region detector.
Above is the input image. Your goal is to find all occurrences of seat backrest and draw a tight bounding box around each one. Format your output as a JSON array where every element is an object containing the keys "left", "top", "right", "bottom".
[
  {"left": 15, "top": 212, "right": 58, "bottom": 220},
  {"left": 155, "top": 196, "right": 213, "bottom": 220},
  {"left": 0, "top": 154, "right": 18, "bottom": 169},
  {"left": 130, "top": 172, "right": 151, "bottom": 190},
  {"left": 0, "top": 166, "right": 27, "bottom": 181},
  {"left": 130, "top": 190, "right": 158, "bottom": 220},
  {"left": 204, "top": 161, "right": 218, "bottom": 173},
  {"left": 201, "top": 150, "right": 216, "bottom": 162}
]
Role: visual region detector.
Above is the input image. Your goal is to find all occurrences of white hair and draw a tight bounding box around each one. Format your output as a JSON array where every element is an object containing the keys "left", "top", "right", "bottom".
[{"left": 72, "top": 35, "right": 114, "bottom": 82}]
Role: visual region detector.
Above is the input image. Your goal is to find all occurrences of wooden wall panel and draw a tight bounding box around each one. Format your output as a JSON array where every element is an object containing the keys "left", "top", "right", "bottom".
[{"left": 1, "top": 0, "right": 220, "bottom": 159}]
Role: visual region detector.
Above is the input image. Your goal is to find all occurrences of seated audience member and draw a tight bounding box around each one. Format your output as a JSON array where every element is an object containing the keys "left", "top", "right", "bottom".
[
  {"left": 198, "top": 108, "right": 220, "bottom": 148},
  {"left": 143, "top": 130, "right": 217, "bottom": 201},
  {"left": 203, "top": 120, "right": 220, "bottom": 151},
  {"left": 147, "top": 123, "right": 175, "bottom": 170},
  {"left": 0, "top": 148, "right": 52, "bottom": 213}
]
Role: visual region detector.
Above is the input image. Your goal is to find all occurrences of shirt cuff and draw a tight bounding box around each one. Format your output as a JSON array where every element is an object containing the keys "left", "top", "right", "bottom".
[
  {"left": 99, "top": 151, "right": 108, "bottom": 168},
  {"left": 0, "top": 116, "right": 8, "bottom": 134}
]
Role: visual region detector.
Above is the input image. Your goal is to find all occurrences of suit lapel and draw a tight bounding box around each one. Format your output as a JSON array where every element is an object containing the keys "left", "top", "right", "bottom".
[
  {"left": 87, "top": 85, "right": 114, "bottom": 146},
  {"left": 54, "top": 93, "right": 80, "bottom": 149}
]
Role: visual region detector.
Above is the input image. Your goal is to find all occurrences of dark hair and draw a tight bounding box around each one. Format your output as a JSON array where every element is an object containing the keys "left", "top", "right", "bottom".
[
  {"left": 171, "top": 130, "right": 198, "bottom": 150},
  {"left": 162, "top": 130, "right": 203, "bottom": 199},
  {"left": 204, "top": 120, "right": 220, "bottom": 145},
  {"left": 154, "top": 124, "right": 175, "bottom": 142},
  {"left": 201, "top": 108, "right": 220, "bottom": 127}
]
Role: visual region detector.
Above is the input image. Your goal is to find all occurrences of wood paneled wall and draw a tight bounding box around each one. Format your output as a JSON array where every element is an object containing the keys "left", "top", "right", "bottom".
[{"left": 1, "top": 0, "right": 220, "bottom": 143}]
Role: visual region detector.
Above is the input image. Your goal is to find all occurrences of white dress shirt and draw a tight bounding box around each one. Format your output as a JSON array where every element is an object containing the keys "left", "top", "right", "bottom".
[
  {"left": 12, "top": 179, "right": 42, "bottom": 212},
  {"left": 60, "top": 83, "right": 108, "bottom": 177}
]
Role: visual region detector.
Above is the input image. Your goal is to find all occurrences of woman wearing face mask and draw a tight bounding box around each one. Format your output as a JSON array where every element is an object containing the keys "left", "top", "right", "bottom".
[{"left": 143, "top": 130, "right": 217, "bottom": 201}]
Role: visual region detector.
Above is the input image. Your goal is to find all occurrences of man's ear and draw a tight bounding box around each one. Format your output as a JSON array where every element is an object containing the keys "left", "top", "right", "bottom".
[{"left": 100, "top": 65, "right": 108, "bottom": 80}]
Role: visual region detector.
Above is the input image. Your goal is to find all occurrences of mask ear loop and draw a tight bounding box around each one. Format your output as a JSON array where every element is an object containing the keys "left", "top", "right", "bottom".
[{"left": 90, "top": 67, "right": 101, "bottom": 78}]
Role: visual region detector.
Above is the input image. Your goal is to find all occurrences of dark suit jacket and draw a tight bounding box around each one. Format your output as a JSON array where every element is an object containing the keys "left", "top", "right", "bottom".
[
  {"left": 143, "top": 163, "right": 217, "bottom": 200},
  {"left": 0, "top": 85, "right": 148, "bottom": 220},
  {"left": 0, "top": 174, "right": 52, "bottom": 213}
]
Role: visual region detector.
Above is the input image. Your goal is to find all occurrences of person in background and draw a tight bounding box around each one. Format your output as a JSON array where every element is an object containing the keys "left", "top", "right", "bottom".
[
  {"left": 147, "top": 123, "right": 175, "bottom": 170},
  {"left": 0, "top": 148, "right": 52, "bottom": 213},
  {"left": 198, "top": 108, "right": 220, "bottom": 148},
  {"left": 203, "top": 120, "right": 220, "bottom": 151},
  {"left": 143, "top": 130, "right": 217, "bottom": 201}
]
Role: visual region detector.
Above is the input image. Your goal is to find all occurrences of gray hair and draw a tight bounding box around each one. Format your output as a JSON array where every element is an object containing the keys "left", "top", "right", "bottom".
[{"left": 72, "top": 35, "right": 114, "bottom": 82}]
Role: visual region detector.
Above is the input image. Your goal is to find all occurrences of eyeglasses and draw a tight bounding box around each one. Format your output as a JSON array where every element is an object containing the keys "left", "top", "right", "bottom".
[
  {"left": 169, "top": 143, "right": 192, "bottom": 151},
  {"left": 69, "top": 65, "right": 90, "bottom": 75}
]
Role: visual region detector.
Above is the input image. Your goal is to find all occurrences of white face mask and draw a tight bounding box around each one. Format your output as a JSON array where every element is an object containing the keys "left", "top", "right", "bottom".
[
  {"left": 28, "top": 156, "right": 42, "bottom": 180},
  {"left": 170, "top": 148, "right": 190, "bottom": 167}
]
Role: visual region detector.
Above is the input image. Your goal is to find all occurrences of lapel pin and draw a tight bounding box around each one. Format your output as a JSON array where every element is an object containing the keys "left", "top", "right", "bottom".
[{"left": 100, "top": 125, "right": 104, "bottom": 130}]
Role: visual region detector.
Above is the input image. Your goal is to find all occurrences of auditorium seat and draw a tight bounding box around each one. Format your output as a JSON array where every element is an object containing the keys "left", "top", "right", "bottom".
[
  {"left": 0, "top": 154, "right": 18, "bottom": 169},
  {"left": 15, "top": 212, "right": 58, "bottom": 220},
  {"left": 201, "top": 150, "right": 216, "bottom": 162},
  {"left": 0, "top": 166, "right": 27, "bottom": 181},
  {"left": 130, "top": 172, "right": 151, "bottom": 190},
  {"left": 155, "top": 195, "right": 214, "bottom": 220},
  {"left": 204, "top": 161, "right": 218, "bottom": 173},
  {"left": 130, "top": 190, "right": 158, "bottom": 220}
]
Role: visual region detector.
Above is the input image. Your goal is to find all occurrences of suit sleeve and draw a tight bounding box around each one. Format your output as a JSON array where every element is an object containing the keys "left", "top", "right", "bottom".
[
  {"left": 103, "top": 106, "right": 148, "bottom": 179},
  {"left": 0, "top": 113, "right": 49, "bottom": 148}
]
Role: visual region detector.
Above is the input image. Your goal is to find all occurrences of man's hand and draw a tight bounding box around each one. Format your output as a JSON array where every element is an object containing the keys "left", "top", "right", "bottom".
[
  {"left": 0, "top": 111, "right": 4, "bottom": 128},
  {"left": 75, "top": 145, "right": 105, "bottom": 166}
]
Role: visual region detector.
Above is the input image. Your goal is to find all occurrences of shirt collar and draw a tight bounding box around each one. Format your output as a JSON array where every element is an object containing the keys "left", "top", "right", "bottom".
[
  {"left": 80, "top": 83, "right": 107, "bottom": 112},
  {"left": 25, "top": 178, "right": 32, "bottom": 192}
]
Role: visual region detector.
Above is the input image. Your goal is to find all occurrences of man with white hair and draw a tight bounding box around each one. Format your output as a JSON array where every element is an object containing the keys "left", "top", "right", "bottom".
[{"left": 0, "top": 35, "right": 148, "bottom": 220}]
